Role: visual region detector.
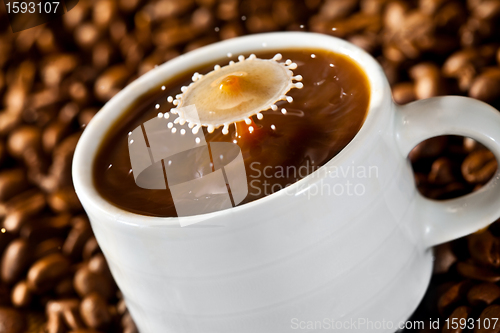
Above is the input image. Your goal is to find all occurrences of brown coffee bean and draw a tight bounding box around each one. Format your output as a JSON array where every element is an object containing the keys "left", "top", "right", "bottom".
[
  {"left": 220, "top": 21, "right": 245, "bottom": 40},
  {"left": 41, "top": 133, "right": 81, "bottom": 192},
  {"left": 0, "top": 307, "right": 25, "bottom": 333},
  {"left": 1, "top": 239, "right": 31, "bottom": 284},
  {"left": 217, "top": 0, "right": 239, "bottom": 20},
  {"left": 48, "top": 187, "right": 83, "bottom": 214},
  {"left": 79, "top": 108, "right": 98, "bottom": 128},
  {"left": 7, "top": 126, "right": 41, "bottom": 160},
  {"left": 392, "top": 82, "right": 416, "bottom": 104},
  {"left": 457, "top": 261, "right": 500, "bottom": 283},
  {"left": 63, "top": 216, "right": 93, "bottom": 261},
  {"left": 462, "top": 150, "right": 497, "bottom": 184},
  {"left": 410, "top": 63, "right": 445, "bottom": 99},
  {"left": 11, "top": 280, "right": 31, "bottom": 307},
  {"left": 74, "top": 266, "right": 113, "bottom": 300},
  {"left": 47, "top": 299, "right": 80, "bottom": 314},
  {"left": 93, "top": 0, "right": 116, "bottom": 28},
  {"left": 475, "top": 304, "right": 500, "bottom": 333},
  {"left": 409, "top": 136, "right": 448, "bottom": 162},
  {"left": 433, "top": 242, "right": 457, "bottom": 274},
  {"left": 246, "top": 14, "right": 280, "bottom": 33},
  {"left": 467, "top": 283, "right": 500, "bottom": 307},
  {"left": 443, "top": 305, "right": 471, "bottom": 333},
  {"left": 94, "top": 65, "right": 131, "bottom": 102},
  {"left": 438, "top": 280, "right": 471, "bottom": 316},
  {"left": 46, "top": 311, "right": 65, "bottom": 333},
  {"left": 153, "top": 25, "right": 197, "bottom": 49},
  {"left": 0, "top": 112, "right": 21, "bottom": 137},
  {"left": 0, "top": 169, "right": 28, "bottom": 202},
  {"left": 2, "top": 190, "right": 46, "bottom": 233},
  {"left": 469, "top": 68, "right": 500, "bottom": 103},
  {"left": 34, "top": 238, "right": 64, "bottom": 260},
  {"left": 42, "top": 121, "right": 72, "bottom": 154},
  {"left": 88, "top": 254, "right": 113, "bottom": 282},
  {"left": 41, "top": 54, "right": 79, "bottom": 87},
  {"left": 80, "top": 293, "right": 111, "bottom": 330},
  {"left": 62, "top": 306, "right": 86, "bottom": 330},
  {"left": 27, "top": 253, "right": 70, "bottom": 293},
  {"left": 21, "top": 214, "right": 71, "bottom": 243},
  {"left": 428, "top": 157, "right": 457, "bottom": 185},
  {"left": 473, "top": 0, "right": 500, "bottom": 20},
  {"left": 75, "top": 23, "right": 101, "bottom": 50},
  {"left": 121, "top": 312, "right": 138, "bottom": 333},
  {"left": 82, "top": 237, "right": 99, "bottom": 261},
  {"left": 348, "top": 33, "right": 379, "bottom": 54},
  {"left": 468, "top": 230, "right": 500, "bottom": 267},
  {"left": 62, "top": 0, "right": 89, "bottom": 30},
  {"left": 383, "top": 1, "right": 409, "bottom": 31},
  {"left": 55, "top": 277, "right": 75, "bottom": 298},
  {"left": 191, "top": 7, "right": 215, "bottom": 32}
]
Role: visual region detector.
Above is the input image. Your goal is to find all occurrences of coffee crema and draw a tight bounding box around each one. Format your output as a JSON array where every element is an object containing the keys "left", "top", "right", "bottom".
[{"left": 93, "top": 49, "right": 370, "bottom": 217}]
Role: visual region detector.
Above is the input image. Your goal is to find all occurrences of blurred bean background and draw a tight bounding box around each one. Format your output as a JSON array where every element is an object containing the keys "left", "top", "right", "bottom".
[{"left": 0, "top": 0, "right": 500, "bottom": 332}]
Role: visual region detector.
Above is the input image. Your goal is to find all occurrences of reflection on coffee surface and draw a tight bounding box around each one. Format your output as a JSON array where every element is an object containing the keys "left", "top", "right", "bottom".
[{"left": 93, "top": 49, "right": 370, "bottom": 217}]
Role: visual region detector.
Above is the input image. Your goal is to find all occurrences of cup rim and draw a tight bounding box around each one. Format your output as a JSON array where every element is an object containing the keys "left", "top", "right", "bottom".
[{"left": 72, "top": 31, "right": 391, "bottom": 227}]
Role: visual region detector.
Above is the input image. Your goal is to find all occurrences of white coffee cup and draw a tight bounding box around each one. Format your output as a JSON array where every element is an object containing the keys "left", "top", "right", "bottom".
[{"left": 73, "top": 32, "right": 500, "bottom": 333}]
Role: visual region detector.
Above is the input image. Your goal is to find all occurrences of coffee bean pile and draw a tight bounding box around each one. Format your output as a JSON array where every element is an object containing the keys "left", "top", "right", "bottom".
[{"left": 0, "top": 0, "right": 499, "bottom": 332}]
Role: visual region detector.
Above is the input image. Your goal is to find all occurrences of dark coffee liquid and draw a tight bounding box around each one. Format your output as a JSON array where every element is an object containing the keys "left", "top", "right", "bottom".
[{"left": 93, "top": 49, "right": 370, "bottom": 217}]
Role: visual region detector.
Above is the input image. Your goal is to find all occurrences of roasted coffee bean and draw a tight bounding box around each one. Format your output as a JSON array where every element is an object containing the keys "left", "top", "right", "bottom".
[
  {"left": 63, "top": 216, "right": 92, "bottom": 261},
  {"left": 438, "top": 280, "right": 471, "bottom": 316},
  {"left": 121, "top": 312, "right": 138, "bottom": 333},
  {"left": 0, "top": 112, "right": 21, "bottom": 137},
  {"left": 94, "top": 65, "right": 131, "bottom": 102},
  {"left": 433, "top": 242, "right": 457, "bottom": 275},
  {"left": 62, "top": 306, "right": 86, "bottom": 330},
  {"left": 220, "top": 21, "right": 245, "bottom": 40},
  {"left": 27, "top": 253, "right": 70, "bottom": 293},
  {"left": 75, "top": 23, "right": 101, "bottom": 50},
  {"left": 7, "top": 126, "right": 41, "bottom": 160},
  {"left": 21, "top": 214, "right": 71, "bottom": 243},
  {"left": 11, "top": 280, "right": 31, "bottom": 307},
  {"left": 461, "top": 150, "right": 497, "bottom": 184},
  {"left": 2, "top": 190, "right": 46, "bottom": 233},
  {"left": 1, "top": 238, "right": 32, "bottom": 285},
  {"left": 0, "top": 169, "right": 28, "bottom": 202},
  {"left": 472, "top": 0, "right": 500, "bottom": 20},
  {"left": 74, "top": 265, "right": 114, "bottom": 300},
  {"left": 467, "top": 283, "right": 500, "bottom": 307},
  {"left": 82, "top": 237, "right": 99, "bottom": 260},
  {"left": 469, "top": 67, "right": 500, "bottom": 103},
  {"left": 428, "top": 157, "right": 457, "bottom": 185},
  {"left": 42, "top": 121, "right": 72, "bottom": 154},
  {"left": 409, "top": 63, "right": 445, "bottom": 99},
  {"left": 48, "top": 187, "right": 83, "bottom": 214},
  {"left": 78, "top": 108, "right": 98, "bottom": 128},
  {"left": 0, "top": 307, "right": 25, "bottom": 333},
  {"left": 468, "top": 230, "right": 500, "bottom": 268},
  {"left": 475, "top": 304, "right": 500, "bottom": 333},
  {"left": 409, "top": 136, "right": 448, "bottom": 162},
  {"left": 348, "top": 33, "right": 379, "bottom": 54},
  {"left": 41, "top": 54, "right": 79, "bottom": 87},
  {"left": 46, "top": 311, "right": 65, "bottom": 333},
  {"left": 34, "top": 238, "right": 64, "bottom": 260},
  {"left": 457, "top": 261, "right": 500, "bottom": 283},
  {"left": 55, "top": 277, "right": 76, "bottom": 298},
  {"left": 80, "top": 293, "right": 112, "bottom": 330},
  {"left": 443, "top": 305, "right": 471, "bottom": 333}
]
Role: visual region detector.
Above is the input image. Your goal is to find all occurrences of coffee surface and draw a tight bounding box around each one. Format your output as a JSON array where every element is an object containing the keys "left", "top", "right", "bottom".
[{"left": 93, "top": 49, "right": 370, "bottom": 217}]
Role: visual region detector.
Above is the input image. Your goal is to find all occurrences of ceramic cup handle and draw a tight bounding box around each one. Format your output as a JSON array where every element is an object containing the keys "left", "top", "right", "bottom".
[{"left": 395, "top": 96, "right": 500, "bottom": 248}]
